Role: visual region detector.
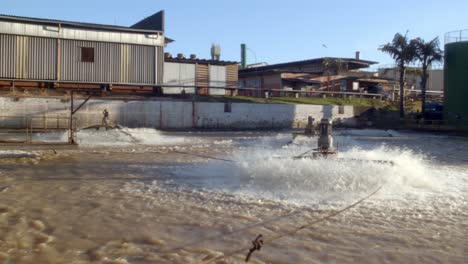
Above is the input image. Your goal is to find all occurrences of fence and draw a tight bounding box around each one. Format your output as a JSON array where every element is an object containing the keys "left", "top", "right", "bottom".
[
  {"left": 445, "top": 29, "right": 468, "bottom": 44},
  {"left": 161, "top": 85, "right": 384, "bottom": 99},
  {"left": 0, "top": 115, "right": 75, "bottom": 144}
]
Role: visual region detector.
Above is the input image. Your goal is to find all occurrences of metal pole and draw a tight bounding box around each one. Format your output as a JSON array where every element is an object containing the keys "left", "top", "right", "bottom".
[
  {"left": 29, "top": 119, "right": 33, "bottom": 144},
  {"left": 25, "top": 121, "right": 29, "bottom": 144},
  {"left": 69, "top": 91, "right": 74, "bottom": 144},
  {"left": 56, "top": 23, "right": 61, "bottom": 81}
]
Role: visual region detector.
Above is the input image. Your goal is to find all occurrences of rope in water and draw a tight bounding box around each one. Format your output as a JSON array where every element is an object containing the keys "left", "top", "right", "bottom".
[
  {"left": 160, "top": 209, "right": 303, "bottom": 254},
  {"left": 172, "top": 147, "right": 318, "bottom": 163},
  {"left": 294, "top": 148, "right": 318, "bottom": 158},
  {"left": 172, "top": 150, "right": 236, "bottom": 163},
  {"left": 82, "top": 129, "right": 387, "bottom": 263},
  {"left": 196, "top": 186, "right": 383, "bottom": 264}
]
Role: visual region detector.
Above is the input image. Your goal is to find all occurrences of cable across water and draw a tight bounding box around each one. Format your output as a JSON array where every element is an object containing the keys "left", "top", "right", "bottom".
[{"left": 197, "top": 186, "right": 383, "bottom": 263}]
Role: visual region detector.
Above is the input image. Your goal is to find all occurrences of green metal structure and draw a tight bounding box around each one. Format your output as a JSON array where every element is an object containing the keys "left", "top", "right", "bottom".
[
  {"left": 444, "top": 30, "right": 468, "bottom": 124},
  {"left": 241, "top": 44, "right": 247, "bottom": 69}
]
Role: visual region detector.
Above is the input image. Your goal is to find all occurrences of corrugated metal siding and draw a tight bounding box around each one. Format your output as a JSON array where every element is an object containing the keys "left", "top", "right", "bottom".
[
  {"left": 0, "top": 34, "right": 56, "bottom": 80},
  {"left": 226, "top": 64, "right": 238, "bottom": 88},
  {"left": 209, "top": 65, "right": 227, "bottom": 95},
  {"left": 26, "top": 36, "right": 56, "bottom": 80},
  {"left": 119, "top": 44, "right": 129, "bottom": 83},
  {"left": 196, "top": 64, "right": 209, "bottom": 95},
  {"left": 61, "top": 39, "right": 156, "bottom": 84},
  {"left": 0, "top": 34, "right": 16, "bottom": 78},
  {"left": 128, "top": 44, "right": 155, "bottom": 84},
  {"left": 1, "top": 33, "right": 161, "bottom": 85},
  {"left": 155, "top": 46, "right": 164, "bottom": 84}
]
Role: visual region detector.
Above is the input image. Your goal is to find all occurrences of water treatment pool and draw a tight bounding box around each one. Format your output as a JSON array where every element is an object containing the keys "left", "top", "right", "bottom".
[{"left": 0, "top": 129, "right": 466, "bottom": 263}]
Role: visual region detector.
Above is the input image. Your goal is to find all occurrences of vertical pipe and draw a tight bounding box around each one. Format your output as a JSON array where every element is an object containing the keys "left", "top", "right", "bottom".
[
  {"left": 241, "top": 44, "right": 247, "bottom": 69},
  {"left": 195, "top": 63, "right": 199, "bottom": 95},
  {"left": 153, "top": 46, "right": 160, "bottom": 84},
  {"left": 29, "top": 120, "right": 33, "bottom": 144},
  {"left": 192, "top": 101, "right": 196, "bottom": 128},
  {"left": 69, "top": 91, "right": 74, "bottom": 144},
  {"left": 56, "top": 23, "right": 61, "bottom": 81},
  {"left": 25, "top": 120, "right": 29, "bottom": 144}
]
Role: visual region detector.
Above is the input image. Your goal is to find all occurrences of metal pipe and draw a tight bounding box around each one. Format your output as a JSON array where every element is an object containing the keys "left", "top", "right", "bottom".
[
  {"left": 241, "top": 44, "right": 247, "bottom": 69},
  {"left": 0, "top": 79, "right": 384, "bottom": 97},
  {"left": 68, "top": 91, "right": 74, "bottom": 144},
  {"left": 72, "top": 94, "right": 93, "bottom": 115},
  {"left": 56, "top": 23, "right": 61, "bottom": 81}
]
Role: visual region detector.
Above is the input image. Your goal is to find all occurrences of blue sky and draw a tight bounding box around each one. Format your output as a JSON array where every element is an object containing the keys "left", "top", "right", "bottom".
[{"left": 2, "top": 0, "right": 467, "bottom": 68}]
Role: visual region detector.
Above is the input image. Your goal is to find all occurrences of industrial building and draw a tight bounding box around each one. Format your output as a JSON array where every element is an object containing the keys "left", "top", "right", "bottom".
[
  {"left": 378, "top": 67, "right": 444, "bottom": 94},
  {"left": 163, "top": 53, "right": 238, "bottom": 96},
  {"left": 0, "top": 11, "right": 168, "bottom": 94},
  {"left": 238, "top": 55, "right": 389, "bottom": 97},
  {"left": 444, "top": 30, "right": 468, "bottom": 123}
]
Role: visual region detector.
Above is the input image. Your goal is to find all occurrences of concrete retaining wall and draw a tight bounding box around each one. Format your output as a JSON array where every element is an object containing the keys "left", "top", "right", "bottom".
[{"left": 0, "top": 97, "right": 357, "bottom": 130}]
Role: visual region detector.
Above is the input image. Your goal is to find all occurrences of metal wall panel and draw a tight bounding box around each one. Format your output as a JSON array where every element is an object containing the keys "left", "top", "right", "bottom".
[
  {"left": 1, "top": 32, "right": 162, "bottom": 85},
  {"left": 0, "top": 34, "right": 16, "bottom": 78},
  {"left": 26, "top": 36, "right": 56, "bottom": 80},
  {"left": 196, "top": 64, "right": 209, "bottom": 95},
  {"left": 0, "top": 21, "right": 165, "bottom": 46},
  {"left": 0, "top": 21, "right": 59, "bottom": 39},
  {"left": 226, "top": 64, "right": 238, "bottom": 88},
  {"left": 61, "top": 39, "right": 157, "bottom": 84},
  {"left": 0, "top": 34, "right": 56, "bottom": 80},
  {"left": 209, "top": 65, "right": 227, "bottom": 95},
  {"left": 163, "top": 62, "right": 196, "bottom": 94},
  {"left": 155, "top": 46, "right": 164, "bottom": 84}
]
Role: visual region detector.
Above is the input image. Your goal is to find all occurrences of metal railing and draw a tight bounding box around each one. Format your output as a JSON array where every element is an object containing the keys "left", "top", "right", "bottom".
[
  {"left": 377, "top": 63, "right": 444, "bottom": 70},
  {"left": 0, "top": 115, "right": 75, "bottom": 144},
  {"left": 445, "top": 29, "right": 468, "bottom": 44},
  {"left": 161, "top": 84, "right": 384, "bottom": 99}
]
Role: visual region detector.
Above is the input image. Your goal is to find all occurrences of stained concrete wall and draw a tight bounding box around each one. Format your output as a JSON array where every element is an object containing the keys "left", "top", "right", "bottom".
[{"left": 0, "top": 97, "right": 356, "bottom": 130}]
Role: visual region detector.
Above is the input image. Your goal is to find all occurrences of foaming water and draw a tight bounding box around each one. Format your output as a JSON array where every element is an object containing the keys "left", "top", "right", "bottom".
[
  {"left": 165, "top": 134, "right": 467, "bottom": 210},
  {"left": 1, "top": 130, "right": 467, "bottom": 264},
  {"left": 33, "top": 127, "right": 196, "bottom": 146},
  {"left": 78, "top": 127, "right": 190, "bottom": 146}
]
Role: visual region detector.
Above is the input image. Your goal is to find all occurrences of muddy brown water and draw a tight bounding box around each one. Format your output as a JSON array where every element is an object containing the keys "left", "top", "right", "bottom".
[{"left": 0, "top": 129, "right": 467, "bottom": 263}]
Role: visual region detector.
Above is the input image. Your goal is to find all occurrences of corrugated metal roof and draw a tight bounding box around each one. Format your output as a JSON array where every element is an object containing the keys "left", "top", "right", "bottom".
[
  {"left": 283, "top": 75, "right": 393, "bottom": 84},
  {"left": 0, "top": 13, "right": 164, "bottom": 34},
  {"left": 240, "top": 57, "right": 378, "bottom": 75}
]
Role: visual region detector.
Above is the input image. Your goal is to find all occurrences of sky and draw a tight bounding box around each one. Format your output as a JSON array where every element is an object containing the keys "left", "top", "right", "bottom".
[{"left": 2, "top": 0, "right": 468, "bottom": 69}]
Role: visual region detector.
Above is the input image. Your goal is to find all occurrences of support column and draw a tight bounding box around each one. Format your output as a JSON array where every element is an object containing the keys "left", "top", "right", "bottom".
[{"left": 69, "top": 91, "right": 75, "bottom": 144}]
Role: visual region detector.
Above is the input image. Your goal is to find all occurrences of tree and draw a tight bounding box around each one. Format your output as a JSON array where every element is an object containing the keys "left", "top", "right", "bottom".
[
  {"left": 414, "top": 37, "right": 443, "bottom": 115},
  {"left": 380, "top": 33, "right": 418, "bottom": 118},
  {"left": 322, "top": 58, "right": 348, "bottom": 91}
]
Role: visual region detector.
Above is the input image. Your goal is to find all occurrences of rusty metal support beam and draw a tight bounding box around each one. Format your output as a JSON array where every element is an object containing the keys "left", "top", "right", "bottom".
[
  {"left": 68, "top": 92, "right": 93, "bottom": 144},
  {"left": 72, "top": 94, "right": 93, "bottom": 115},
  {"left": 68, "top": 91, "right": 75, "bottom": 144}
]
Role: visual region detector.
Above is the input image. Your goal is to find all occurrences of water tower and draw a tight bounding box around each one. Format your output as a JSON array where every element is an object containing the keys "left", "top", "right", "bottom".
[
  {"left": 211, "top": 44, "right": 221, "bottom": 61},
  {"left": 444, "top": 30, "right": 468, "bottom": 124}
]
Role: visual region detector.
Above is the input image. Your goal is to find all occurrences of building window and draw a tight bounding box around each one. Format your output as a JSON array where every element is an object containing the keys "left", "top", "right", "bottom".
[
  {"left": 81, "top": 47, "right": 94, "bottom": 62},
  {"left": 224, "top": 102, "right": 232, "bottom": 113}
]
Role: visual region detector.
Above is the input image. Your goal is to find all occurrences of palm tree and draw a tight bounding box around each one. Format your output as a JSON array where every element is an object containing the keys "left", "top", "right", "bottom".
[
  {"left": 414, "top": 37, "right": 443, "bottom": 115},
  {"left": 381, "top": 33, "right": 418, "bottom": 118}
]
